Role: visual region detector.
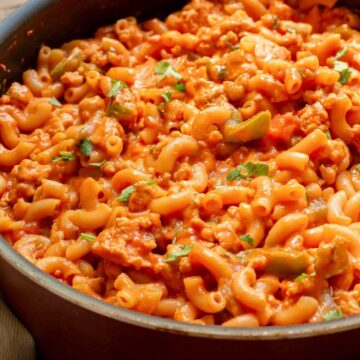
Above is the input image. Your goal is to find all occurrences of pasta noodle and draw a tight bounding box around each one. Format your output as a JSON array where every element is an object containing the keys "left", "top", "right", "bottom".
[{"left": 1, "top": 0, "right": 360, "bottom": 327}]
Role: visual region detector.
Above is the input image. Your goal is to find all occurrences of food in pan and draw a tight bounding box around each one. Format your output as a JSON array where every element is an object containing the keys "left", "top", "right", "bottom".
[{"left": 1, "top": 0, "right": 360, "bottom": 326}]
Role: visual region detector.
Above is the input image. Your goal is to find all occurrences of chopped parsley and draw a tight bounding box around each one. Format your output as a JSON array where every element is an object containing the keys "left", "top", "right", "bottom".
[
  {"left": 89, "top": 160, "right": 106, "bottom": 167},
  {"left": 161, "top": 92, "right": 172, "bottom": 104},
  {"left": 78, "top": 139, "right": 93, "bottom": 156},
  {"left": 80, "top": 233, "right": 97, "bottom": 241},
  {"left": 106, "top": 102, "right": 131, "bottom": 118},
  {"left": 117, "top": 185, "right": 137, "bottom": 204},
  {"left": 294, "top": 271, "right": 316, "bottom": 282},
  {"left": 287, "top": 27, "right": 298, "bottom": 34},
  {"left": 52, "top": 151, "right": 76, "bottom": 163},
  {"left": 217, "top": 66, "right": 228, "bottom": 81},
  {"left": 164, "top": 244, "right": 193, "bottom": 262},
  {"left": 298, "top": 69, "right": 305, "bottom": 78},
  {"left": 240, "top": 235, "right": 254, "bottom": 246},
  {"left": 325, "top": 130, "right": 332, "bottom": 140},
  {"left": 155, "top": 61, "right": 182, "bottom": 81},
  {"left": 117, "top": 181, "right": 156, "bottom": 204},
  {"left": 356, "top": 164, "right": 360, "bottom": 172},
  {"left": 334, "top": 60, "right": 352, "bottom": 85},
  {"left": 48, "top": 97, "right": 62, "bottom": 107},
  {"left": 334, "top": 45, "right": 349, "bottom": 61},
  {"left": 272, "top": 16, "right": 280, "bottom": 29},
  {"left": 173, "top": 83, "right": 186, "bottom": 92},
  {"left": 227, "top": 162, "right": 269, "bottom": 181},
  {"left": 107, "top": 79, "right": 130, "bottom": 98},
  {"left": 323, "top": 309, "right": 343, "bottom": 322}
]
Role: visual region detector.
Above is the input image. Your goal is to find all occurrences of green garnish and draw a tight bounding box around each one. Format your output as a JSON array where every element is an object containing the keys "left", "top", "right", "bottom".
[
  {"left": 294, "top": 271, "right": 316, "bottom": 282},
  {"left": 173, "top": 83, "right": 186, "bottom": 92},
  {"left": 117, "top": 181, "right": 156, "bottom": 204},
  {"left": 89, "top": 160, "right": 106, "bottom": 167},
  {"left": 334, "top": 45, "right": 349, "bottom": 60},
  {"left": 298, "top": 69, "right": 305, "bottom": 78},
  {"left": 161, "top": 92, "right": 172, "bottom": 104},
  {"left": 240, "top": 235, "right": 254, "bottom": 246},
  {"left": 287, "top": 28, "right": 298, "bottom": 34},
  {"left": 52, "top": 151, "right": 76, "bottom": 163},
  {"left": 164, "top": 244, "right": 193, "bottom": 262},
  {"left": 217, "top": 66, "right": 228, "bottom": 81},
  {"left": 117, "top": 185, "right": 137, "bottom": 204},
  {"left": 50, "top": 48, "right": 82, "bottom": 79},
  {"left": 230, "top": 44, "right": 240, "bottom": 52},
  {"left": 78, "top": 139, "right": 93, "bottom": 157},
  {"left": 155, "top": 61, "right": 182, "bottom": 81},
  {"left": 325, "top": 130, "right": 332, "bottom": 139},
  {"left": 48, "top": 97, "right": 62, "bottom": 107},
  {"left": 323, "top": 309, "right": 343, "bottom": 322},
  {"left": 334, "top": 60, "right": 352, "bottom": 85},
  {"left": 272, "top": 16, "right": 280, "bottom": 29},
  {"left": 107, "top": 79, "right": 130, "bottom": 98},
  {"left": 80, "top": 233, "right": 97, "bottom": 241},
  {"left": 356, "top": 164, "right": 360, "bottom": 171},
  {"left": 146, "top": 180, "right": 157, "bottom": 186},
  {"left": 226, "top": 162, "right": 269, "bottom": 181},
  {"left": 106, "top": 102, "right": 132, "bottom": 118}
]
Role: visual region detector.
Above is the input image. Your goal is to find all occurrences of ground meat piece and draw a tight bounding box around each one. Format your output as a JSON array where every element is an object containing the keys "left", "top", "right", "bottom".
[
  {"left": 92, "top": 215, "right": 160, "bottom": 269},
  {"left": 266, "top": 112, "right": 299, "bottom": 143},
  {"left": 7, "top": 82, "right": 33, "bottom": 107},
  {"left": 192, "top": 79, "right": 227, "bottom": 109},
  {"left": 60, "top": 71, "right": 84, "bottom": 87},
  {"left": 115, "top": 18, "right": 144, "bottom": 49},
  {"left": 11, "top": 159, "right": 51, "bottom": 183},
  {"left": 298, "top": 102, "right": 329, "bottom": 135}
]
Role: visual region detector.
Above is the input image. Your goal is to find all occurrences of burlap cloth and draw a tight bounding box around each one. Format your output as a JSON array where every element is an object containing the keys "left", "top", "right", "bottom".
[{"left": 0, "top": 3, "right": 36, "bottom": 359}]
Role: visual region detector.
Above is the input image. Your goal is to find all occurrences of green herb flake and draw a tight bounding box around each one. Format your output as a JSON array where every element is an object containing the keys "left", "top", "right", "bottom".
[
  {"left": 272, "top": 16, "right": 280, "bottom": 29},
  {"left": 334, "top": 45, "right": 349, "bottom": 61},
  {"left": 356, "top": 164, "right": 360, "bottom": 172},
  {"left": 106, "top": 102, "right": 131, "bottom": 118},
  {"left": 323, "top": 309, "right": 343, "bottom": 322},
  {"left": 48, "top": 97, "right": 62, "bottom": 107},
  {"left": 217, "top": 66, "right": 228, "bottom": 81},
  {"left": 298, "top": 69, "right": 305, "bottom": 78},
  {"left": 89, "top": 160, "right": 106, "bottom": 167},
  {"left": 287, "top": 28, "right": 298, "bottom": 34},
  {"left": 240, "top": 235, "right": 254, "bottom": 246},
  {"left": 325, "top": 130, "right": 332, "bottom": 139},
  {"left": 161, "top": 92, "right": 172, "bottom": 104},
  {"left": 52, "top": 151, "right": 76, "bottom": 163},
  {"left": 80, "top": 233, "right": 97, "bottom": 242},
  {"left": 230, "top": 44, "right": 240, "bottom": 52},
  {"left": 78, "top": 139, "right": 93, "bottom": 157},
  {"left": 146, "top": 180, "right": 157, "bottom": 186},
  {"left": 117, "top": 185, "right": 137, "bottom": 204},
  {"left": 155, "top": 61, "right": 182, "bottom": 81},
  {"left": 294, "top": 271, "right": 316, "bottom": 282},
  {"left": 107, "top": 79, "right": 130, "bottom": 98},
  {"left": 164, "top": 244, "right": 193, "bottom": 262},
  {"left": 334, "top": 60, "right": 352, "bottom": 85},
  {"left": 226, "top": 162, "right": 269, "bottom": 181},
  {"left": 173, "top": 83, "right": 186, "bottom": 92}
]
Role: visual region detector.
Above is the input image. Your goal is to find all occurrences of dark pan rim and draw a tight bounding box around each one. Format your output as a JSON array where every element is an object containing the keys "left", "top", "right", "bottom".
[
  {"left": 1, "top": 0, "right": 360, "bottom": 341},
  {"left": 1, "top": 237, "right": 360, "bottom": 340}
]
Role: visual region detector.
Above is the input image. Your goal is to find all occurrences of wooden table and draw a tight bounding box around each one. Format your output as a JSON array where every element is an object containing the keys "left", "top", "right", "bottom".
[{"left": 0, "top": 0, "right": 28, "bottom": 21}]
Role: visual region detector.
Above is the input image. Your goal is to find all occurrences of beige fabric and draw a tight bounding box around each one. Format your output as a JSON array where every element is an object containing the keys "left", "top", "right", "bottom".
[
  {"left": 0, "top": 296, "right": 36, "bottom": 360},
  {"left": 0, "top": 0, "right": 27, "bottom": 21}
]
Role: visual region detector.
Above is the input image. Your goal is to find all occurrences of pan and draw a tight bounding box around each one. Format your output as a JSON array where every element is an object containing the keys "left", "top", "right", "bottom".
[{"left": 0, "top": 1, "right": 360, "bottom": 359}]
